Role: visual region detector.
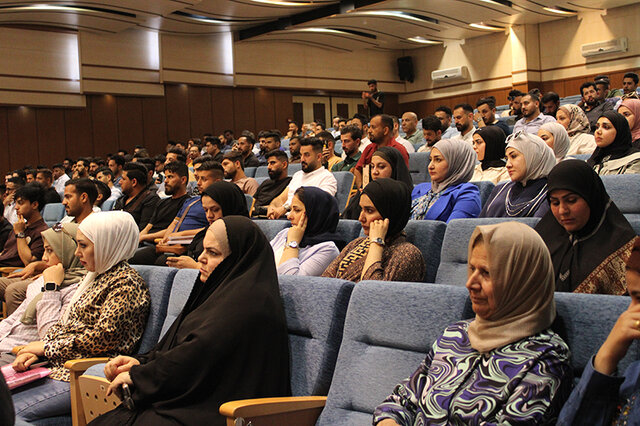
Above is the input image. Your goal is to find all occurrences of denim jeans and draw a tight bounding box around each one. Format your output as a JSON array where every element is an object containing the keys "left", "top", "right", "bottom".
[{"left": 12, "top": 378, "right": 70, "bottom": 421}]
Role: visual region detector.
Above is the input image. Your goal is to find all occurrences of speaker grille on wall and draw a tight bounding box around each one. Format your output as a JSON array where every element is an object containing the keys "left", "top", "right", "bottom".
[{"left": 397, "top": 56, "right": 414, "bottom": 83}]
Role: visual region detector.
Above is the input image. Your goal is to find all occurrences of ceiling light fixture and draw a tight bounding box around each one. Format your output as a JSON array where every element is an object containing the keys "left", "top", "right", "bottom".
[
  {"left": 172, "top": 11, "right": 230, "bottom": 24},
  {"left": 408, "top": 36, "right": 442, "bottom": 44},
  {"left": 542, "top": 6, "right": 577, "bottom": 15},
  {"left": 478, "top": 0, "right": 513, "bottom": 7},
  {"left": 251, "top": 0, "right": 319, "bottom": 6},
  {"left": 346, "top": 10, "right": 438, "bottom": 25},
  {"left": 469, "top": 22, "right": 504, "bottom": 31}
]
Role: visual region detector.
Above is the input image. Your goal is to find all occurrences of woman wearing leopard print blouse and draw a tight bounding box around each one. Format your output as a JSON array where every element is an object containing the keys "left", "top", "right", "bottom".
[{"left": 10, "top": 211, "right": 151, "bottom": 423}]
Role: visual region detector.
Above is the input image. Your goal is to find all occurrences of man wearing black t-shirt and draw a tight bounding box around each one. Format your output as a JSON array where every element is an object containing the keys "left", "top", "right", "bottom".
[
  {"left": 362, "top": 79, "right": 384, "bottom": 116},
  {"left": 138, "top": 161, "right": 190, "bottom": 245},
  {"left": 252, "top": 150, "right": 292, "bottom": 217}
]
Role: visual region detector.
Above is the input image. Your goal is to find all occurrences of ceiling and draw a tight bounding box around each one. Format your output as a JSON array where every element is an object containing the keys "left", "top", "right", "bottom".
[{"left": 0, "top": 0, "right": 636, "bottom": 50}]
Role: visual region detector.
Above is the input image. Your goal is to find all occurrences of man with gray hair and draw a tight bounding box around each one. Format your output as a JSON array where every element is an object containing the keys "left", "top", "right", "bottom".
[{"left": 401, "top": 112, "right": 423, "bottom": 147}]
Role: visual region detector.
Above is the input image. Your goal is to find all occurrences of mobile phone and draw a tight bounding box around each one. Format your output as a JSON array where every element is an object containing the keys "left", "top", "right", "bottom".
[{"left": 122, "top": 383, "right": 135, "bottom": 410}]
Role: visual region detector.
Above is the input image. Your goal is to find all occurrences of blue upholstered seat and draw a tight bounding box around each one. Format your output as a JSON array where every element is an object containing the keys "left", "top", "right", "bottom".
[
  {"left": 253, "top": 219, "right": 289, "bottom": 241},
  {"left": 335, "top": 219, "right": 362, "bottom": 244},
  {"left": 100, "top": 199, "right": 116, "bottom": 211},
  {"left": 571, "top": 154, "right": 590, "bottom": 161},
  {"left": 245, "top": 167, "right": 257, "bottom": 178},
  {"left": 244, "top": 194, "right": 254, "bottom": 213},
  {"left": 333, "top": 171, "right": 355, "bottom": 212},
  {"left": 255, "top": 166, "right": 269, "bottom": 178},
  {"left": 435, "top": 217, "right": 540, "bottom": 285},
  {"left": 470, "top": 180, "right": 495, "bottom": 207},
  {"left": 403, "top": 220, "right": 446, "bottom": 282},
  {"left": 601, "top": 174, "right": 640, "bottom": 215},
  {"left": 628, "top": 217, "right": 640, "bottom": 234},
  {"left": 408, "top": 152, "right": 430, "bottom": 184},
  {"left": 42, "top": 203, "right": 66, "bottom": 227},
  {"left": 289, "top": 163, "right": 302, "bottom": 176}
]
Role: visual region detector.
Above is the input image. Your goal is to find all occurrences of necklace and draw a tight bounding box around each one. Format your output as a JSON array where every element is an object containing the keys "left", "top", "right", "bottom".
[{"left": 504, "top": 183, "right": 548, "bottom": 217}]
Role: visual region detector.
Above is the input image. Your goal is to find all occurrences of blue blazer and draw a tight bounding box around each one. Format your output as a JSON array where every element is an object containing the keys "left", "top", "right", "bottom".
[{"left": 412, "top": 182, "right": 481, "bottom": 223}]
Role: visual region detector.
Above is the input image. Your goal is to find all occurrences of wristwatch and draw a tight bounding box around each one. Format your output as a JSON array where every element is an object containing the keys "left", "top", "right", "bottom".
[
  {"left": 43, "top": 282, "right": 59, "bottom": 291},
  {"left": 15, "top": 232, "right": 25, "bottom": 239},
  {"left": 286, "top": 241, "right": 299, "bottom": 249},
  {"left": 370, "top": 237, "right": 385, "bottom": 246}
]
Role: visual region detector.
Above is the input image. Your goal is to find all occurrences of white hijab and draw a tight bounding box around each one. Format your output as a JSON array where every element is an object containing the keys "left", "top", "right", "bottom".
[
  {"left": 431, "top": 138, "right": 476, "bottom": 193},
  {"left": 506, "top": 132, "right": 556, "bottom": 186},
  {"left": 62, "top": 212, "right": 140, "bottom": 322},
  {"left": 540, "top": 122, "right": 570, "bottom": 162}
]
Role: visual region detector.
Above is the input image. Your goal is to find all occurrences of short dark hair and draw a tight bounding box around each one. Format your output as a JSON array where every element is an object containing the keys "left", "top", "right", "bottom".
[
  {"left": 524, "top": 92, "right": 540, "bottom": 103},
  {"left": 76, "top": 157, "right": 90, "bottom": 167},
  {"left": 624, "top": 72, "right": 639, "bottom": 84},
  {"left": 316, "top": 131, "right": 334, "bottom": 142},
  {"left": 133, "top": 149, "right": 149, "bottom": 159},
  {"left": 508, "top": 89, "right": 525, "bottom": 99},
  {"left": 300, "top": 137, "right": 324, "bottom": 153},
  {"left": 196, "top": 161, "right": 224, "bottom": 180},
  {"left": 266, "top": 150, "right": 288, "bottom": 162},
  {"left": 65, "top": 178, "right": 98, "bottom": 204},
  {"left": 422, "top": 115, "right": 443, "bottom": 133},
  {"left": 52, "top": 163, "right": 64, "bottom": 170},
  {"left": 109, "top": 154, "right": 125, "bottom": 167},
  {"left": 240, "top": 130, "right": 255, "bottom": 146},
  {"left": 12, "top": 170, "right": 26, "bottom": 181},
  {"left": 580, "top": 81, "right": 597, "bottom": 95},
  {"left": 434, "top": 105, "right": 452, "bottom": 117},
  {"left": 15, "top": 183, "right": 45, "bottom": 209},
  {"left": 263, "top": 130, "right": 281, "bottom": 143},
  {"left": 223, "top": 150, "right": 245, "bottom": 170},
  {"left": 476, "top": 97, "right": 496, "bottom": 109},
  {"left": 25, "top": 168, "right": 37, "bottom": 178},
  {"left": 453, "top": 103, "right": 474, "bottom": 114},
  {"left": 154, "top": 154, "right": 166, "bottom": 164},
  {"left": 367, "top": 79, "right": 377, "bottom": 85},
  {"left": 352, "top": 113, "right": 369, "bottom": 126},
  {"left": 36, "top": 169, "right": 53, "bottom": 181},
  {"left": 193, "top": 155, "right": 213, "bottom": 167},
  {"left": 136, "top": 157, "right": 155, "bottom": 173},
  {"left": 96, "top": 166, "right": 113, "bottom": 179},
  {"left": 315, "top": 120, "right": 325, "bottom": 130},
  {"left": 541, "top": 91, "right": 560, "bottom": 103},
  {"left": 168, "top": 147, "right": 187, "bottom": 163},
  {"left": 340, "top": 124, "right": 362, "bottom": 140},
  {"left": 90, "top": 157, "right": 106, "bottom": 166},
  {"left": 376, "top": 114, "right": 394, "bottom": 132},
  {"left": 94, "top": 181, "right": 110, "bottom": 207},
  {"left": 7, "top": 176, "right": 25, "bottom": 187},
  {"left": 122, "top": 162, "right": 148, "bottom": 186},
  {"left": 162, "top": 161, "right": 189, "bottom": 178},
  {"left": 204, "top": 136, "right": 222, "bottom": 148}
]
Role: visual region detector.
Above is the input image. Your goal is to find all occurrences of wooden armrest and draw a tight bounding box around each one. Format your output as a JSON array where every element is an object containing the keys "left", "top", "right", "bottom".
[
  {"left": 0, "top": 267, "right": 20, "bottom": 277},
  {"left": 64, "top": 357, "right": 110, "bottom": 372},
  {"left": 220, "top": 396, "right": 326, "bottom": 418}
]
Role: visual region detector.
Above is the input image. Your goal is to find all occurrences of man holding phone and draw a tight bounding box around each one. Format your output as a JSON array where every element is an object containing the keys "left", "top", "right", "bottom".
[{"left": 317, "top": 131, "right": 341, "bottom": 171}]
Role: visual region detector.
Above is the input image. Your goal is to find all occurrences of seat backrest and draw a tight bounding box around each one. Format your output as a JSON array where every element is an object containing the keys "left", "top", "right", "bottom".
[
  {"left": 601, "top": 174, "right": 640, "bottom": 214},
  {"left": 244, "top": 194, "right": 254, "bottom": 213},
  {"left": 254, "top": 176, "right": 269, "bottom": 186},
  {"left": 279, "top": 275, "right": 354, "bottom": 396},
  {"left": 255, "top": 166, "right": 269, "bottom": 178},
  {"left": 131, "top": 265, "right": 178, "bottom": 353},
  {"left": 333, "top": 171, "right": 355, "bottom": 212},
  {"left": 253, "top": 219, "right": 290, "bottom": 241},
  {"left": 100, "top": 199, "right": 116, "bottom": 211},
  {"left": 245, "top": 167, "right": 257, "bottom": 178},
  {"left": 288, "top": 163, "right": 302, "bottom": 176},
  {"left": 317, "top": 281, "right": 470, "bottom": 425},
  {"left": 159, "top": 268, "right": 199, "bottom": 339},
  {"left": 408, "top": 152, "right": 430, "bottom": 184},
  {"left": 403, "top": 220, "right": 447, "bottom": 282},
  {"left": 435, "top": 217, "right": 540, "bottom": 285},
  {"left": 336, "top": 219, "right": 361, "bottom": 244},
  {"left": 470, "top": 181, "right": 495, "bottom": 207},
  {"left": 42, "top": 203, "right": 66, "bottom": 226},
  {"left": 571, "top": 154, "right": 590, "bottom": 161},
  {"left": 626, "top": 216, "right": 640, "bottom": 233}
]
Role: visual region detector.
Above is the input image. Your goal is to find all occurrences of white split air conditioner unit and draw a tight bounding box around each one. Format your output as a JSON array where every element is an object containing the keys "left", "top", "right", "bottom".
[
  {"left": 581, "top": 37, "right": 627, "bottom": 57},
  {"left": 431, "top": 66, "right": 468, "bottom": 82}
]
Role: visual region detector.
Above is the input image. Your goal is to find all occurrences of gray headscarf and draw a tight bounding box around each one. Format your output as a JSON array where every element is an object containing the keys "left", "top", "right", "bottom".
[
  {"left": 506, "top": 132, "right": 556, "bottom": 186},
  {"left": 540, "top": 122, "right": 570, "bottom": 162},
  {"left": 431, "top": 138, "right": 476, "bottom": 193}
]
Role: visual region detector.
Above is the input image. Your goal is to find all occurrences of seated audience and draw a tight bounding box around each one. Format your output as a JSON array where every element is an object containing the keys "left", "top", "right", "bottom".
[
  {"left": 3, "top": 177, "right": 23, "bottom": 225},
  {"left": 595, "top": 75, "right": 623, "bottom": 100},
  {"left": 536, "top": 160, "right": 636, "bottom": 294},
  {"left": 417, "top": 115, "right": 442, "bottom": 153},
  {"left": 233, "top": 130, "right": 261, "bottom": 168},
  {"left": 288, "top": 135, "right": 302, "bottom": 164},
  {"left": 10, "top": 211, "right": 150, "bottom": 422},
  {"left": 35, "top": 169, "right": 61, "bottom": 205},
  {"left": 165, "top": 181, "right": 249, "bottom": 269},
  {"left": 512, "top": 93, "right": 556, "bottom": 134},
  {"left": 252, "top": 150, "right": 292, "bottom": 216},
  {"left": 270, "top": 187, "right": 343, "bottom": 276},
  {"left": 451, "top": 103, "right": 476, "bottom": 144},
  {"left": 52, "top": 163, "right": 69, "bottom": 198},
  {"left": 221, "top": 150, "right": 258, "bottom": 196},
  {"left": 411, "top": 139, "right": 481, "bottom": 222},
  {"left": 267, "top": 137, "right": 337, "bottom": 219},
  {"left": 539, "top": 122, "right": 571, "bottom": 162},
  {"left": 113, "top": 162, "right": 159, "bottom": 231},
  {"left": 332, "top": 125, "right": 362, "bottom": 172},
  {"left": 618, "top": 98, "right": 640, "bottom": 148},
  {"left": 108, "top": 155, "right": 125, "bottom": 187},
  {"left": 401, "top": 112, "right": 423, "bottom": 148},
  {"left": 500, "top": 89, "right": 524, "bottom": 119},
  {"left": 470, "top": 126, "right": 509, "bottom": 183},
  {"left": 93, "top": 180, "right": 111, "bottom": 209},
  {"left": 95, "top": 167, "right": 122, "bottom": 202},
  {"left": 435, "top": 105, "right": 460, "bottom": 139},
  {"left": 391, "top": 115, "right": 415, "bottom": 153},
  {"left": 342, "top": 146, "right": 413, "bottom": 220},
  {"left": 588, "top": 111, "right": 640, "bottom": 175},
  {"left": 581, "top": 81, "right": 614, "bottom": 132},
  {"left": 542, "top": 91, "right": 560, "bottom": 118},
  {"left": 256, "top": 130, "right": 283, "bottom": 165},
  {"left": 322, "top": 178, "right": 425, "bottom": 282},
  {"left": 0, "top": 223, "right": 84, "bottom": 364},
  {"left": 203, "top": 136, "right": 224, "bottom": 163},
  {"left": 475, "top": 96, "right": 511, "bottom": 135},
  {"left": 60, "top": 178, "right": 98, "bottom": 223},
  {"left": 317, "top": 131, "right": 343, "bottom": 170},
  {"left": 555, "top": 104, "right": 597, "bottom": 155},
  {"left": 374, "top": 221, "right": 571, "bottom": 425},
  {"left": 623, "top": 72, "right": 639, "bottom": 96},
  {"left": 92, "top": 216, "right": 290, "bottom": 426},
  {"left": 481, "top": 132, "right": 556, "bottom": 218}
]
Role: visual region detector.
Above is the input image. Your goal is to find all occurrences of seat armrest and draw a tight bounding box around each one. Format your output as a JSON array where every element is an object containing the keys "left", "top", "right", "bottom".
[
  {"left": 220, "top": 396, "right": 326, "bottom": 418},
  {"left": 65, "top": 357, "right": 110, "bottom": 426},
  {"left": 64, "top": 357, "right": 110, "bottom": 372}
]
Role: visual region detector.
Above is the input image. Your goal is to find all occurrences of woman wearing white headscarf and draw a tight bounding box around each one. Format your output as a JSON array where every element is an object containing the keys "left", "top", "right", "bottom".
[
  {"left": 481, "top": 132, "right": 556, "bottom": 218},
  {"left": 539, "top": 122, "right": 571, "bottom": 162},
  {"left": 374, "top": 222, "right": 571, "bottom": 425},
  {"left": 556, "top": 104, "right": 597, "bottom": 155},
  {"left": 10, "top": 211, "right": 151, "bottom": 423},
  {"left": 410, "top": 138, "right": 481, "bottom": 222}
]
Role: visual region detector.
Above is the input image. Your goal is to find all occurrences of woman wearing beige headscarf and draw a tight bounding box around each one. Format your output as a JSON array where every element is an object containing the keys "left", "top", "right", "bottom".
[
  {"left": 556, "top": 104, "right": 597, "bottom": 155},
  {"left": 539, "top": 122, "right": 571, "bottom": 162},
  {"left": 374, "top": 222, "right": 572, "bottom": 425}
]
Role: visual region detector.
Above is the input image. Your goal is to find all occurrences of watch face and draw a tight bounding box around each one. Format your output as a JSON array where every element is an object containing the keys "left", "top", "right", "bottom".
[
  {"left": 288, "top": 241, "right": 298, "bottom": 249},
  {"left": 44, "top": 282, "right": 57, "bottom": 291}
]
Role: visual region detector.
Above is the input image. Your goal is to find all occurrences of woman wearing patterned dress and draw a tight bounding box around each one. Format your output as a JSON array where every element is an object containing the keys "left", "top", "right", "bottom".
[{"left": 374, "top": 221, "right": 572, "bottom": 425}]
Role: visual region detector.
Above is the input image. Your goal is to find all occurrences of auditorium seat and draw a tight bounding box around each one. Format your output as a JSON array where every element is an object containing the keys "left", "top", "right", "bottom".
[
  {"left": 245, "top": 166, "right": 257, "bottom": 178},
  {"left": 403, "top": 220, "right": 447, "bottom": 282},
  {"left": 254, "top": 219, "right": 289, "bottom": 241},
  {"left": 333, "top": 171, "right": 355, "bottom": 212},
  {"left": 571, "top": 154, "right": 590, "bottom": 161},
  {"left": 435, "top": 217, "right": 540, "bottom": 285},
  {"left": 470, "top": 181, "right": 495, "bottom": 207},
  {"left": 255, "top": 166, "right": 269, "bottom": 178},
  {"left": 42, "top": 202, "right": 66, "bottom": 227},
  {"left": 288, "top": 163, "right": 303, "bottom": 176},
  {"left": 408, "top": 152, "right": 430, "bottom": 184},
  {"left": 100, "top": 199, "right": 115, "bottom": 211},
  {"left": 336, "top": 219, "right": 362, "bottom": 243},
  {"left": 254, "top": 176, "right": 269, "bottom": 186},
  {"left": 244, "top": 193, "right": 254, "bottom": 214},
  {"left": 601, "top": 174, "right": 640, "bottom": 219},
  {"left": 628, "top": 218, "right": 640, "bottom": 235}
]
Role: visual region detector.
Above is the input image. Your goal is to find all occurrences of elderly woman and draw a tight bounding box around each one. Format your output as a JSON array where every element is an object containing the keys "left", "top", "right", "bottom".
[
  {"left": 588, "top": 110, "right": 640, "bottom": 175},
  {"left": 323, "top": 178, "right": 425, "bottom": 283},
  {"left": 91, "top": 216, "right": 290, "bottom": 426},
  {"left": 617, "top": 98, "right": 640, "bottom": 148},
  {"left": 556, "top": 104, "right": 597, "bottom": 155},
  {"left": 410, "top": 139, "right": 481, "bottom": 222},
  {"left": 0, "top": 223, "right": 85, "bottom": 365},
  {"left": 539, "top": 122, "right": 571, "bottom": 163},
  {"left": 270, "top": 186, "right": 343, "bottom": 276},
  {"left": 374, "top": 221, "right": 572, "bottom": 425},
  {"left": 10, "top": 211, "right": 150, "bottom": 422},
  {"left": 470, "top": 126, "right": 509, "bottom": 183},
  {"left": 536, "top": 160, "right": 637, "bottom": 294},
  {"left": 481, "top": 132, "right": 556, "bottom": 218},
  {"left": 558, "top": 239, "right": 640, "bottom": 425}
]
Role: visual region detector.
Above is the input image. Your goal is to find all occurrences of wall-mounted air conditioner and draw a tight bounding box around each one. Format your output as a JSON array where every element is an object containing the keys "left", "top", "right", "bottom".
[
  {"left": 431, "top": 66, "right": 468, "bottom": 82},
  {"left": 581, "top": 37, "right": 627, "bottom": 57}
]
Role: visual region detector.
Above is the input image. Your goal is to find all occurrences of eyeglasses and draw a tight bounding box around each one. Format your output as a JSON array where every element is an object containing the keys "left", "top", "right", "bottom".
[
  {"left": 52, "top": 222, "right": 74, "bottom": 240},
  {"left": 505, "top": 130, "right": 527, "bottom": 144}
]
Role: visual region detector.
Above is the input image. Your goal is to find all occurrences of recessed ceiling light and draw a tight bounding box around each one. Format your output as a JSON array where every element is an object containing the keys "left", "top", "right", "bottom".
[
  {"left": 469, "top": 22, "right": 504, "bottom": 31},
  {"left": 478, "top": 0, "right": 513, "bottom": 6},
  {"left": 346, "top": 10, "right": 438, "bottom": 25},
  {"left": 543, "top": 6, "right": 577, "bottom": 15},
  {"left": 251, "top": 0, "right": 318, "bottom": 5},
  {"left": 287, "top": 27, "right": 376, "bottom": 39},
  {"left": 408, "top": 36, "right": 442, "bottom": 44}
]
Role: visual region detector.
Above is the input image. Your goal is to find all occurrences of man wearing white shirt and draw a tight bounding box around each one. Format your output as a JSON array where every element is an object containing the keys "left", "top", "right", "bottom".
[
  {"left": 51, "top": 163, "right": 69, "bottom": 198},
  {"left": 267, "top": 137, "right": 337, "bottom": 219},
  {"left": 392, "top": 115, "right": 415, "bottom": 153},
  {"left": 435, "top": 106, "right": 460, "bottom": 140},
  {"left": 451, "top": 103, "right": 476, "bottom": 144}
]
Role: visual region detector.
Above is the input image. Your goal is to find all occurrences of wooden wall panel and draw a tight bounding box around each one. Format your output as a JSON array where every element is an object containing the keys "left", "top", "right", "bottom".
[
  {"left": 232, "top": 88, "right": 255, "bottom": 136},
  {"left": 254, "top": 89, "right": 275, "bottom": 135},
  {"left": 188, "top": 86, "right": 213, "bottom": 138},
  {"left": 274, "top": 91, "right": 293, "bottom": 135},
  {"left": 165, "top": 84, "right": 191, "bottom": 142},
  {"left": 211, "top": 87, "right": 234, "bottom": 136},
  {"left": 7, "top": 107, "right": 38, "bottom": 169},
  {"left": 64, "top": 107, "right": 93, "bottom": 160},
  {"left": 0, "top": 109, "right": 10, "bottom": 176},
  {"left": 142, "top": 97, "right": 168, "bottom": 154},
  {"left": 36, "top": 109, "right": 66, "bottom": 167},
  {"left": 90, "top": 95, "right": 118, "bottom": 156},
  {"left": 116, "top": 97, "right": 144, "bottom": 153}
]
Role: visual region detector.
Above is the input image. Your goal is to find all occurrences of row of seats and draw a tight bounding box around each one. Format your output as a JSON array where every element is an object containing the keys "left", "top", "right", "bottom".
[{"left": 70, "top": 264, "right": 640, "bottom": 426}]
